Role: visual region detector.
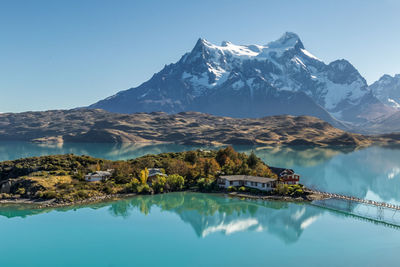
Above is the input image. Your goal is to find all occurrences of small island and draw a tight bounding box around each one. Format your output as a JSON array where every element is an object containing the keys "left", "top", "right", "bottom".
[{"left": 0, "top": 147, "right": 317, "bottom": 208}]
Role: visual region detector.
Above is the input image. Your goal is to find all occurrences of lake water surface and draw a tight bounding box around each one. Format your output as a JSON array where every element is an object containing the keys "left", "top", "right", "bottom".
[{"left": 1, "top": 142, "right": 400, "bottom": 266}]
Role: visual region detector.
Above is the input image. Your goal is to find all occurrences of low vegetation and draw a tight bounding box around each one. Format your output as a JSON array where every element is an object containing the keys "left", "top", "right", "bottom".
[{"left": 0, "top": 147, "right": 305, "bottom": 204}]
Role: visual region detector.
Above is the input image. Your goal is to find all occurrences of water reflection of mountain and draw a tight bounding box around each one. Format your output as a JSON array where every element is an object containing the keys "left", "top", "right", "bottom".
[
  {"left": 108, "top": 193, "right": 322, "bottom": 244},
  {"left": 243, "top": 146, "right": 400, "bottom": 204},
  {"left": 294, "top": 147, "right": 400, "bottom": 203},
  {"left": 0, "top": 142, "right": 218, "bottom": 161},
  {"left": 249, "top": 146, "right": 355, "bottom": 167},
  {"left": 0, "top": 200, "right": 114, "bottom": 219}
]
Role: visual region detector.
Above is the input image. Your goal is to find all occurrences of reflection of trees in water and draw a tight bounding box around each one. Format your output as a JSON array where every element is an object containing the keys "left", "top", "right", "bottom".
[
  {"left": 245, "top": 145, "right": 356, "bottom": 168},
  {"left": 111, "top": 193, "right": 289, "bottom": 218},
  {"left": 0, "top": 142, "right": 221, "bottom": 161},
  {"left": 106, "top": 193, "right": 322, "bottom": 244}
]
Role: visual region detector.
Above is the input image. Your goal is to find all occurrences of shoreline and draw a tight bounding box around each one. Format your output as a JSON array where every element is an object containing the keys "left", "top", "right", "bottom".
[
  {"left": 0, "top": 189, "right": 327, "bottom": 209},
  {"left": 0, "top": 193, "right": 137, "bottom": 209}
]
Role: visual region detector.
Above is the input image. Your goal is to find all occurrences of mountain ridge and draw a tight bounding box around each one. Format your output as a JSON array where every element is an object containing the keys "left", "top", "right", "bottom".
[{"left": 89, "top": 32, "right": 392, "bottom": 126}]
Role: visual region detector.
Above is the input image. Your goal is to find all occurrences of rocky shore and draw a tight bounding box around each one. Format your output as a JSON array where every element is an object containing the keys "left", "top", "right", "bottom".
[{"left": 227, "top": 189, "right": 327, "bottom": 202}]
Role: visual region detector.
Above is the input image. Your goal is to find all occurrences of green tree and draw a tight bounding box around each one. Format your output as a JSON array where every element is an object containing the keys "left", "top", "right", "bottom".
[
  {"left": 152, "top": 175, "right": 167, "bottom": 193},
  {"left": 184, "top": 151, "right": 198, "bottom": 164},
  {"left": 247, "top": 151, "right": 259, "bottom": 168},
  {"left": 166, "top": 174, "right": 185, "bottom": 191}
]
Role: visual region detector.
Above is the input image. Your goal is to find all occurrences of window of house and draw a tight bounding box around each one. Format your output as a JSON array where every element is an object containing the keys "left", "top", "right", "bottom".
[
  {"left": 230, "top": 181, "right": 233, "bottom": 185},
  {"left": 262, "top": 183, "right": 265, "bottom": 187}
]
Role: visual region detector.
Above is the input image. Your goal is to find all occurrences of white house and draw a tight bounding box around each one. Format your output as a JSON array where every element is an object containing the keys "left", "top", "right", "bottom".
[
  {"left": 218, "top": 175, "right": 277, "bottom": 191},
  {"left": 85, "top": 170, "right": 113, "bottom": 182}
]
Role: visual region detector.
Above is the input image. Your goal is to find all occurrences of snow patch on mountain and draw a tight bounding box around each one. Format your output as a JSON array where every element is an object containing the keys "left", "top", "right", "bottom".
[
  {"left": 90, "top": 32, "right": 389, "bottom": 124},
  {"left": 370, "top": 74, "right": 400, "bottom": 109}
]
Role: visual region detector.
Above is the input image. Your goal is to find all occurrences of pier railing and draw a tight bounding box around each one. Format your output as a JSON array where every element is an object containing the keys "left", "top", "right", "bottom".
[{"left": 306, "top": 189, "right": 400, "bottom": 211}]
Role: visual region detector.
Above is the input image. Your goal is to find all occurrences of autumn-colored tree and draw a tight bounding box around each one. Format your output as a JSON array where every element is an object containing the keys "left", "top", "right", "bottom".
[
  {"left": 216, "top": 146, "right": 239, "bottom": 166},
  {"left": 165, "top": 159, "right": 189, "bottom": 177},
  {"left": 140, "top": 168, "right": 149, "bottom": 185},
  {"left": 113, "top": 161, "right": 134, "bottom": 184},
  {"left": 203, "top": 158, "right": 220, "bottom": 177},
  {"left": 221, "top": 157, "right": 236, "bottom": 175}
]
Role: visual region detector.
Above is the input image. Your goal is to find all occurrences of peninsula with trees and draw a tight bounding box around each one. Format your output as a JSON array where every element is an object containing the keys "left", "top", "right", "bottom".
[{"left": 0, "top": 147, "right": 310, "bottom": 207}]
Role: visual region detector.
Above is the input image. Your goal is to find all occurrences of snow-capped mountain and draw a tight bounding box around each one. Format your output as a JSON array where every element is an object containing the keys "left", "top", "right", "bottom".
[
  {"left": 370, "top": 74, "right": 400, "bottom": 109},
  {"left": 90, "top": 32, "right": 389, "bottom": 125}
]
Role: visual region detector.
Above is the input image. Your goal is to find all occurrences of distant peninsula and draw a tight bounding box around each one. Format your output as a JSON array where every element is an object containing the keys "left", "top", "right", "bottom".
[{"left": 0, "top": 109, "right": 399, "bottom": 147}]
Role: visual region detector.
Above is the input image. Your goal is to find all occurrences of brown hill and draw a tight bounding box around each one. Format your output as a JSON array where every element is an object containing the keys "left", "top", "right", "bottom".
[{"left": 0, "top": 109, "right": 398, "bottom": 146}]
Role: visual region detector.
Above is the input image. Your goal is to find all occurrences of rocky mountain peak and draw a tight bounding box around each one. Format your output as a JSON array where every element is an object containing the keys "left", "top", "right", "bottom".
[
  {"left": 89, "top": 32, "right": 389, "bottom": 125},
  {"left": 268, "top": 32, "right": 304, "bottom": 50}
]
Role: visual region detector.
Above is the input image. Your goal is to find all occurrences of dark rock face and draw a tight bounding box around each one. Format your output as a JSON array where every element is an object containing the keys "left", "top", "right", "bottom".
[{"left": 89, "top": 32, "right": 390, "bottom": 126}]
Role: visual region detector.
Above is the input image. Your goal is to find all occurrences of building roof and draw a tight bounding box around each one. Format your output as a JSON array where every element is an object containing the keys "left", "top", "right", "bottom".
[
  {"left": 219, "top": 175, "right": 276, "bottom": 183},
  {"left": 86, "top": 171, "right": 112, "bottom": 177},
  {"left": 269, "top": 167, "right": 295, "bottom": 176},
  {"left": 148, "top": 168, "right": 167, "bottom": 177}
]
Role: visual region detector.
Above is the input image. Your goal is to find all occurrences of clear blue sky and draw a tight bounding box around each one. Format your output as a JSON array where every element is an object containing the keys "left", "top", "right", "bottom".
[{"left": 1, "top": 0, "right": 399, "bottom": 112}]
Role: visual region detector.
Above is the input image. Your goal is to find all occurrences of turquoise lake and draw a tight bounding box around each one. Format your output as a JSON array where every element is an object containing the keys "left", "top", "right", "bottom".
[{"left": 1, "top": 142, "right": 400, "bottom": 266}]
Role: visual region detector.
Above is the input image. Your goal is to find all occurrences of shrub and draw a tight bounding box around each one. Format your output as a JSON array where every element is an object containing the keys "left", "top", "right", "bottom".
[
  {"left": 293, "top": 189, "right": 304, "bottom": 197},
  {"left": 152, "top": 176, "right": 167, "bottom": 193},
  {"left": 166, "top": 174, "right": 185, "bottom": 191},
  {"left": 0, "top": 193, "right": 11, "bottom": 199},
  {"left": 35, "top": 191, "right": 44, "bottom": 199},
  {"left": 248, "top": 188, "right": 261, "bottom": 194},
  {"left": 103, "top": 184, "right": 113, "bottom": 194},
  {"left": 197, "top": 178, "right": 217, "bottom": 192},
  {"left": 42, "top": 191, "right": 57, "bottom": 199},
  {"left": 72, "top": 171, "right": 85, "bottom": 181},
  {"left": 238, "top": 186, "right": 247, "bottom": 192},
  {"left": 274, "top": 184, "right": 304, "bottom": 197},
  {"left": 15, "top": 187, "right": 26, "bottom": 195},
  {"left": 137, "top": 184, "right": 153, "bottom": 194},
  {"left": 76, "top": 190, "right": 89, "bottom": 199},
  {"left": 128, "top": 178, "right": 141, "bottom": 193},
  {"left": 275, "top": 184, "right": 290, "bottom": 195},
  {"left": 184, "top": 151, "right": 198, "bottom": 164},
  {"left": 57, "top": 183, "right": 69, "bottom": 190},
  {"left": 227, "top": 186, "right": 237, "bottom": 192}
]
